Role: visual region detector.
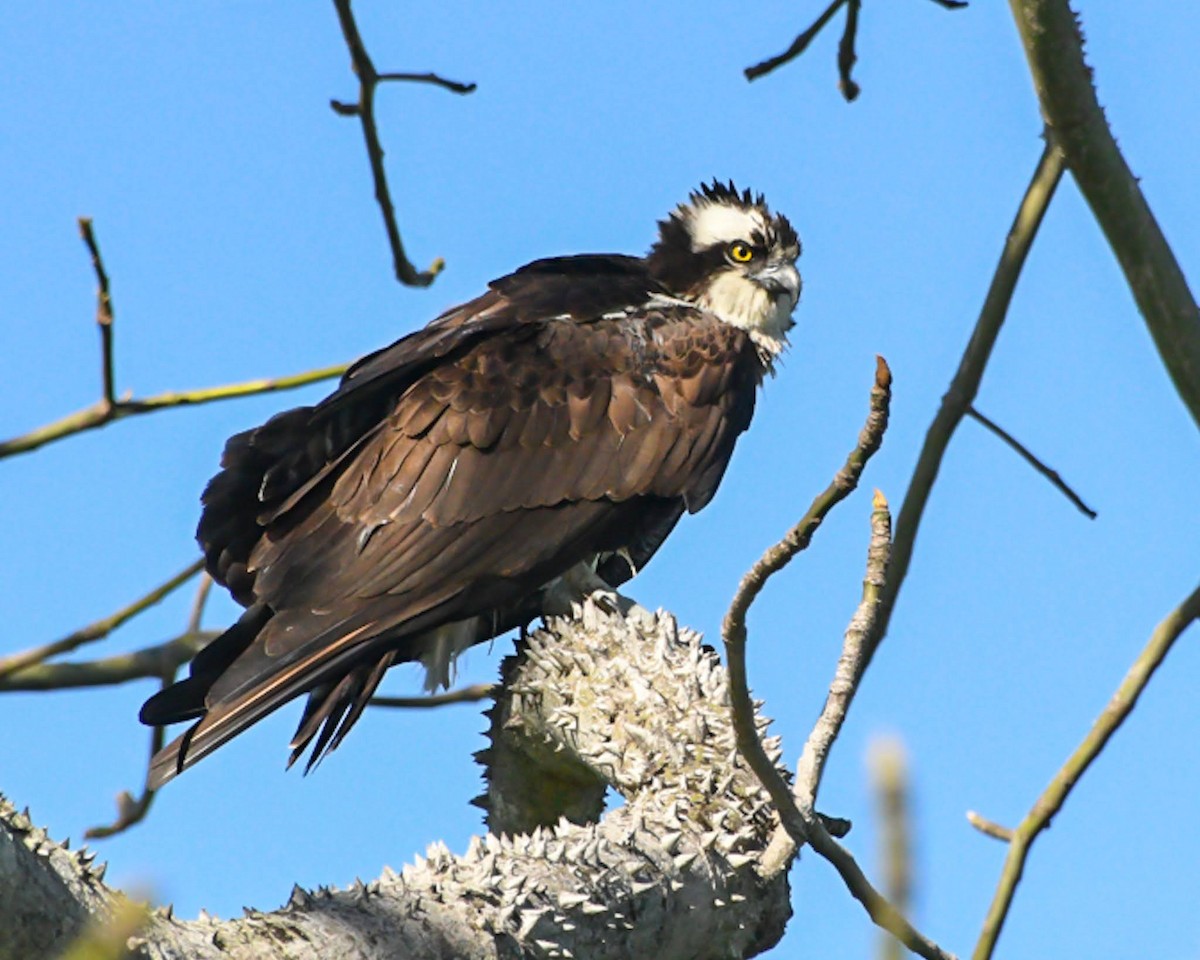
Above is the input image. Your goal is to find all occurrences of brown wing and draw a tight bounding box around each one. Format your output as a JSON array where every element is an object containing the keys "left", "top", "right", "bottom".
[{"left": 145, "top": 301, "right": 762, "bottom": 786}]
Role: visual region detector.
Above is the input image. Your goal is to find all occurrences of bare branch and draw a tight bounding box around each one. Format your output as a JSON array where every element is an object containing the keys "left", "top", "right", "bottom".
[
  {"left": 0, "top": 559, "right": 205, "bottom": 681},
  {"left": 1010, "top": 0, "right": 1200, "bottom": 430},
  {"left": 332, "top": 0, "right": 470, "bottom": 287},
  {"left": 0, "top": 631, "right": 214, "bottom": 692},
  {"left": 972, "top": 580, "right": 1200, "bottom": 959},
  {"left": 377, "top": 71, "right": 477, "bottom": 94},
  {"left": 85, "top": 573, "right": 216, "bottom": 840},
  {"left": 871, "top": 738, "right": 913, "bottom": 960},
  {"left": 371, "top": 683, "right": 496, "bottom": 709},
  {"left": 837, "top": 0, "right": 862, "bottom": 101},
  {"left": 745, "top": 0, "right": 966, "bottom": 92},
  {"left": 721, "top": 364, "right": 950, "bottom": 958},
  {"left": 77, "top": 218, "right": 116, "bottom": 407},
  {"left": 794, "top": 489, "right": 892, "bottom": 805},
  {"left": 966, "top": 811, "right": 1014, "bottom": 842},
  {"left": 966, "top": 406, "right": 1096, "bottom": 518},
  {"left": 872, "top": 137, "right": 1066, "bottom": 667},
  {"left": 723, "top": 355, "right": 891, "bottom": 639},
  {"left": 745, "top": 0, "right": 849, "bottom": 82}
]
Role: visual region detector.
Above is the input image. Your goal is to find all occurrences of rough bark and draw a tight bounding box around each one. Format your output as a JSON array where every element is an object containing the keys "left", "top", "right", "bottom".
[{"left": 1, "top": 600, "right": 796, "bottom": 959}]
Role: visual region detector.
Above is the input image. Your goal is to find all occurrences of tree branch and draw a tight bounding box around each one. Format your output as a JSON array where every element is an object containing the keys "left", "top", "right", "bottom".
[
  {"left": 0, "top": 362, "right": 349, "bottom": 460},
  {"left": 1009, "top": 0, "right": 1200, "bottom": 430},
  {"left": 966, "top": 406, "right": 1096, "bottom": 518},
  {"left": 0, "top": 632, "right": 215, "bottom": 693},
  {"left": 0, "top": 560, "right": 205, "bottom": 681},
  {"left": 871, "top": 137, "right": 1066, "bottom": 666},
  {"left": 331, "top": 0, "right": 470, "bottom": 287},
  {"left": 971, "top": 580, "right": 1200, "bottom": 960},
  {"left": 745, "top": 0, "right": 966, "bottom": 94},
  {"left": 77, "top": 218, "right": 116, "bottom": 408}
]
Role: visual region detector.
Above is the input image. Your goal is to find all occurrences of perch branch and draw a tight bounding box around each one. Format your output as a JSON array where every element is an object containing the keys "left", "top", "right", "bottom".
[
  {"left": 0, "top": 631, "right": 215, "bottom": 692},
  {"left": 0, "top": 559, "right": 205, "bottom": 681},
  {"left": 972, "top": 580, "right": 1200, "bottom": 960},
  {"left": 966, "top": 406, "right": 1096, "bottom": 518},
  {"left": 331, "top": 0, "right": 471, "bottom": 287},
  {"left": 872, "top": 137, "right": 1066, "bottom": 666},
  {"left": 1010, "top": 0, "right": 1200, "bottom": 430}
]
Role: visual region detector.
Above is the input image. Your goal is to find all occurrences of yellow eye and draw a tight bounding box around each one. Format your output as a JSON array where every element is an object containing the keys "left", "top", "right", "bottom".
[{"left": 727, "top": 241, "right": 754, "bottom": 263}]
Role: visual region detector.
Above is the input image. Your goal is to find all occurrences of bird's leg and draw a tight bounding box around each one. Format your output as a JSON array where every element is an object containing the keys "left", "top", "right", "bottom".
[{"left": 540, "top": 560, "right": 655, "bottom": 628}]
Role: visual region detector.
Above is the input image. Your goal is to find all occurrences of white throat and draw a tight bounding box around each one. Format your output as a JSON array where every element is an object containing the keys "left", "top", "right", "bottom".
[{"left": 696, "top": 272, "right": 794, "bottom": 358}]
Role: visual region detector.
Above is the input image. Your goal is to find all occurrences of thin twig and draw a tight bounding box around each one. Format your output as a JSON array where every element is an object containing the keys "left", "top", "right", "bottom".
[
  {"left": 77, "top": 217, "right": 116, "bottom": 407},
  {"left": 966, "top": 406, "right": 1096, "bottom": 518},
  {"left": 794, "top": 490, "right": 892, "bottom": 803},
  {"left": 377, "top": 71, "right": 476, "bottom": 94},
  {"left": 966, "top": 811, "right": 1014, "bottom": 842},
  {"left": 871, "top": 138, "right": 1066, "bottom": 669},
  {"left": 0, "top": 362, "right": 349, "bottom": 459},
  {"left": 745, "top": 0, "right": 848, "bottom": 81},
  {"left": 972, "top": 581, "right": 1200, "bottom": 960},
  {"left": 724, "top": 355, "right": 891, "bottom": 636},
  {"left": 745, "top": 0, "right": 966, "bottom": 86},
  {"left": 0, "top": 559, "right": 205, "bottom": 680},
  {"left": 87, "top": 573, "right": 217, "bottom": 840},
  {"left": 371, "top": 683, "right": 497, "bottom": 709},
  {"left": 0, "top": 631, "right": 217, "bottom": 692},
  {"left": 332, "top": 0, "right": 464, "bottom": 287},
  {"left": 837, "top": 0, "right": 862, "bottom": 101}
]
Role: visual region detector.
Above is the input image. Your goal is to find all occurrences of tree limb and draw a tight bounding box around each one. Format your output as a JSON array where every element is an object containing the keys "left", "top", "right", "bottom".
[
  {"left": 871, "top": 137, "right": 1066, "bottom": 666},
  {"left": 0, "top": 560, "right": 205, "bottom": 681},
  {"left": 331, "top": 0, "right": 470, "bottom": 287},
  {"left": 1009, "top": 0, "right": 1200, "bottom": 430}
]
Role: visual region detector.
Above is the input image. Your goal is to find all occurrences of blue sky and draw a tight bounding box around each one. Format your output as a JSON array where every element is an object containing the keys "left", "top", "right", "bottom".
[{"left": 3, "top": 4, "right": 1197, "bottom": 957}]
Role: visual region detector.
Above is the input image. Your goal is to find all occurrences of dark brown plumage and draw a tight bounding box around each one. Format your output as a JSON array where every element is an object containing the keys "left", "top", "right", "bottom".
[{"left": 141, "top": 181, "right": 802, "bottom": 787}]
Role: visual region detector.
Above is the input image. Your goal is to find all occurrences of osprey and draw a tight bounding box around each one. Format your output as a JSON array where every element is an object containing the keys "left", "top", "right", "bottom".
[{"left": 141, "top": 181, "right": 802, "bottom": 787}]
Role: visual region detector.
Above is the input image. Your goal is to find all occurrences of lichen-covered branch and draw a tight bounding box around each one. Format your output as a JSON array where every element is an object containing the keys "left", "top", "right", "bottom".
[
  {"left": 971, "top": 580, "right": 1200, "bottom": 960},
  {"left": 1009, "top": 0, "right": 1200, "bottom": 430}
]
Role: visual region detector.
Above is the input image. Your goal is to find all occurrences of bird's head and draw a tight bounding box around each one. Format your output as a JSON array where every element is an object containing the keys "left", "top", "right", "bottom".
[{"left": 647, "top": 181, "right": 802, "bottom": 356}]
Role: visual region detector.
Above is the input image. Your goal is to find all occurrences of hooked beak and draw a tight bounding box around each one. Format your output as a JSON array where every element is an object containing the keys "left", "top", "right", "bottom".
[{"left": 753, "top": 260, "right": 802, "bottom": 306}]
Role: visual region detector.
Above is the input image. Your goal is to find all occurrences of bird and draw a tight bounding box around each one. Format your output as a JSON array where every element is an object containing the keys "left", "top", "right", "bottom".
[{"left": 140, "top": 180, "right": 802, "bottom": 788}]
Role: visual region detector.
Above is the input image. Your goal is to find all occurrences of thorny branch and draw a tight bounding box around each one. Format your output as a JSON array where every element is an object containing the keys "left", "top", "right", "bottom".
[
  {"left": 966, "top": 406, "right": 1096, "bottom": 518},
  {"left": 331, "top": 0, "right": 474, "bottom": 287},
  {"left": 744, "top": 0, "right": 966, "bottom": 97},
  {"left": 971, "top": 581, "right": 1200, "bottom": 960}
]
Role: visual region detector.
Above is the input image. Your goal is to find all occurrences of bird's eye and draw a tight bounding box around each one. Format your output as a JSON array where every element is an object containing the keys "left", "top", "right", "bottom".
[{"left": 727, "top": 241, "right": 755, "bottom": 263}]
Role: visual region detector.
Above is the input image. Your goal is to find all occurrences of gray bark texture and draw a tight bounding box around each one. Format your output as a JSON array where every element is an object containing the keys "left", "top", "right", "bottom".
[{"left": 1, "top": 600, "right": 796, "bottom": 959}]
